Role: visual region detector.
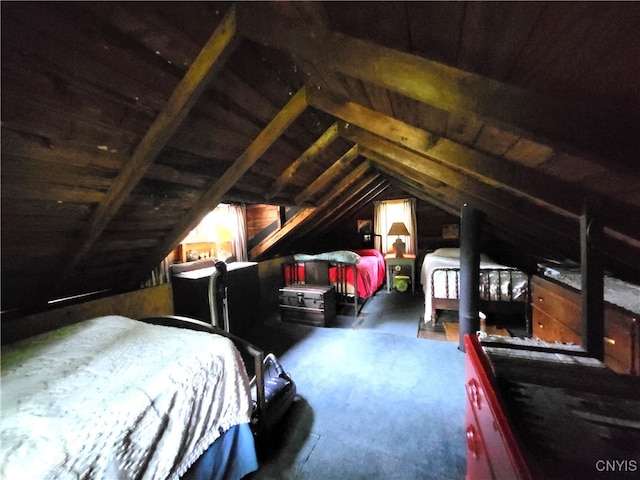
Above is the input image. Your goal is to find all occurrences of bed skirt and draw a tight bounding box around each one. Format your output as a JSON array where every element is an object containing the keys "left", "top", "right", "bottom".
[{"left": 183, "top": 423, "right": 258, "bottom": 480}]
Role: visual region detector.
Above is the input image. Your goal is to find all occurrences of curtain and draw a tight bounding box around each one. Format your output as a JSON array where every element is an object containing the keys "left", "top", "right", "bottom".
[
  {"left": 229, "top": 204, "right": 248, "bottom": 262},
  {"left": 141, "top": 256, "right": 171, "bottom": 288},
  {"left": 374, "top": 198, "right": 416, "bottom": 255}
]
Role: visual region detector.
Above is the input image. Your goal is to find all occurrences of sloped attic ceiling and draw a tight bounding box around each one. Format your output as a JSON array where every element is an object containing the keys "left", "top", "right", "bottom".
[{"left": 2, "top": 1, "right": 639, "bottom": 314}]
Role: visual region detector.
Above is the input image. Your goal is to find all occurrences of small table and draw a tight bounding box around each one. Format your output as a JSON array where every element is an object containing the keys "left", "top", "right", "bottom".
[{"left": 385, "top": 254, "right": 416, "bottom": 293}]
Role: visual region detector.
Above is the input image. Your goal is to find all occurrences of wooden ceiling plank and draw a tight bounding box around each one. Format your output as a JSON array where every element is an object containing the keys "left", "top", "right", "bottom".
[
  {"left": 315, "top": 179, "right": 390, "bottom": 235},
  {"left": 363, "top": 147, "right": 580, "bottom": 261},
  {"left": 266, "top": 123, "right": 339, "bottom": 200},
  {"left": 372, "top": 163, "right": 459, "bottom": 216},
  {"left": 252, "top": 161, "right": 374, "bottom": 258},
  {"left": 296, "top": 173, "right": 385, "bottom": 240},
  {"left": 309, "top": 91, "right": 639, "bottom": 245},
  {"left": 50, "top": 7, "right": 240, "bottom": 295},
  {"left": 248, "top": 207, "right": 316, "bottom": 259},
  {"left": 150, "top": 86, "right": 308, "bottom": 272},
  {"left": 294, "top": 144, "right": 360, "bottom": 205},
  {"left": 358, "top": 137, "right": 580, "bottom": 244},
  {"left": 311, "top": 174, "right": 385, "bottom": 230},
  {"left": 236, "top": 3, "right": 624, "bottom": 156}
]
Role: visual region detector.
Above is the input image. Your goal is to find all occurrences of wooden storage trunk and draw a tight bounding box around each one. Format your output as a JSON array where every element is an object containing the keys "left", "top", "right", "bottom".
[{"left": 279, "top": 284, "right": 337, "bottom": 327}]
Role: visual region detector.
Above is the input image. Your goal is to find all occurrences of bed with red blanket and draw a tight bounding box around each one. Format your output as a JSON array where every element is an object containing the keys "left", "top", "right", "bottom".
[{"left": 283, "top": 249, "right": 386, "bottom": 316}]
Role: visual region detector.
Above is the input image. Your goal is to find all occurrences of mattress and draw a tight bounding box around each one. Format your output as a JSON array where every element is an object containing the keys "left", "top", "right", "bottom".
[
  {"left": 420, "top": 248, "right": 528, "bottom": 321},
  {"left": 0, "top": 315, "right": 253, "bottom": 480}
]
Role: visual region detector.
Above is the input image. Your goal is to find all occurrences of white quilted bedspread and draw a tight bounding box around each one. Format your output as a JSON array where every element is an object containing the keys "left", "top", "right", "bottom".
[{"left": 1, "top": 316, "right": 252, "bottom": 480}]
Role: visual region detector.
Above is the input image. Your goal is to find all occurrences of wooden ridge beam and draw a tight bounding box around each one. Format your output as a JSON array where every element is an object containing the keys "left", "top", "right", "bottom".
[
  {"left": 236, "top": 3, "right": 629, "bottom": 157},
  {"left": 54, "top": 6, "right": 240, "bottom": 294},
  {"left": 294, "top": 144, "right": 360, "bottom": 205},
  {"left": 265, "top": 123, "right": 339, "bottom": 200}
]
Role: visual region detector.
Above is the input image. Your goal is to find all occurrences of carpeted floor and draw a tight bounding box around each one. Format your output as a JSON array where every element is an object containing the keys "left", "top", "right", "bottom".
[{"left": 244, "top": 290, "right": 467, "bottom": 480}]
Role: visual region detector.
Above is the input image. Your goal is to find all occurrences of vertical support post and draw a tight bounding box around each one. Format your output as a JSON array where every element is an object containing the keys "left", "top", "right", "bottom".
[
  {"left": 459, "top": 204, "right": 482, "bottom": 352},
  {"left": 581, "top": 197, "right": 604, "bottom": 360}
]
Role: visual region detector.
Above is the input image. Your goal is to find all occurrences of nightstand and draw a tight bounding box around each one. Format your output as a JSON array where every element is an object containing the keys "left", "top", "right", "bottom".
[{"left": 385, "top": 254, "right": 416, "bottom": 293}]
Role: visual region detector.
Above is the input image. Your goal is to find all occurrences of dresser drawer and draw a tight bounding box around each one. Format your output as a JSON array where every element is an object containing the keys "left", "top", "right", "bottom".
[
  {"left": 465, "top": 408, "right": 493, "bottom": 480},
  {"left": 604, "top": 304, "right": 639, "bottom": 375},
  {"left": 465, "top": 335, "right": 532, "bottom": 479},
  {"left": 531, "top": 276, "right": 580, "bottom": 332},
  {"left": 532, "top": 308, "right": 581, "bottom": 344}
]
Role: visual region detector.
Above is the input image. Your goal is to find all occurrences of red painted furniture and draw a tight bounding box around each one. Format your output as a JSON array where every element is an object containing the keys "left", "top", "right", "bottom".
[
  {"left": 464, "top": 333, "right": 640, "bottom": 479},
  {"left": 464, "top": 334, "right": 532, "bottom": 480}
]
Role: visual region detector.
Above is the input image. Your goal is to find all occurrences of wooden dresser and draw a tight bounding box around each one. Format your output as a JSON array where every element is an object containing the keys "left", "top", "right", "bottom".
[
  {"left": 465, "top": 334, "right": 640, "bottom": 480},
  {"left": 171, "top": 262, "right": 260, "bottom": 337},
  {"left": 531, "top": 275, "right": 639, "bottom": 375}
]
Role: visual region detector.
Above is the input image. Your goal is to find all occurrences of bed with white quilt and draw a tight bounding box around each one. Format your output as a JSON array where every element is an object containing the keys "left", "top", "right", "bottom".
[
  {"left": 420, "top": 248, "right": 529, "bottom": 325},
  {"left": 0, "top": 315, "right": 258, "bottom": 480}
]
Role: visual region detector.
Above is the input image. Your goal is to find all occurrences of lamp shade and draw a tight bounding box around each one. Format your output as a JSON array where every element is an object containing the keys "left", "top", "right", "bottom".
[{"left": 388, "top": 222, "right": 410, "bottom": 236}]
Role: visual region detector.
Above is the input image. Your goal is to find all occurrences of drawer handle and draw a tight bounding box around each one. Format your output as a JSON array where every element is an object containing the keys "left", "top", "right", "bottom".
[
  {"left": 538, "top": 322, "right": 544, "bottom": 329},
  {"left": 466, "top": 379, "right": 482, "bottom": 410},
  {"left": 604, "top": 336, "right": 616, "bottom": 345},
  {"left": 466, "top": 425, "right": 479, "bottom": 458},
  {"left": 537, "top": 296, "right": 544, "bottom": 303}
]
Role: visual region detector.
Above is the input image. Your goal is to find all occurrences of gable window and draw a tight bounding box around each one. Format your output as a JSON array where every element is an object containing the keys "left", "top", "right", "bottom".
[
  {"left": 179, "top": 204, "right": 247, "bottom": 263},
  {"left": 374, "top": 199, "right": 417, "bottom": 255}
]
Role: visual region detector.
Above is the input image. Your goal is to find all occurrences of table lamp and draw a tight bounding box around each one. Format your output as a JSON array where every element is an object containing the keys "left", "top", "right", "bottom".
[{"left": 388, "top": 222, "right": 410, "bottom": 258}]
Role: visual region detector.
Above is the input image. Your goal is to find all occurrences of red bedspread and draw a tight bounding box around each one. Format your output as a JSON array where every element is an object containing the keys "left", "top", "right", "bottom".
[{"left": 284, "top": 249, "right": 386, "bottom": 299}]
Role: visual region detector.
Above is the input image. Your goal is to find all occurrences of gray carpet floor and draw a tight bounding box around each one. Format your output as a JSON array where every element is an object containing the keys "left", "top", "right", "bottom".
[{"left": 245, "top": 290, "right": 467, "bottom": 480}]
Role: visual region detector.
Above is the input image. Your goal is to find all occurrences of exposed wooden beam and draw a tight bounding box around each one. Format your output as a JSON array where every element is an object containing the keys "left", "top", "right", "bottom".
[
  {"left": 236, "top": 3, "right": 627, "bottom": 156},
  {"left": 363, "top": 143, "right": 640, "bottom": 269},
  {"left": 315, "top": 179, "right": 390, "bottom": 235},
  {"left": 309, "top": 91, "right": 640, "bottom": 247},
  {"left": 375, "top": 161, "right": 590, "bottom": 266},
  {"left": 249, "top": 206, "right": 317, "bottom": 260},
  {"left": 275, "top": 173, "right": 386, "bottom": 253},
  {"left": 150, "top": 86, "right": 309, "bottom": 270},
  {"left": 371, "top": 163, "right": 459, "bottom": 216},
  {"left": 359, "top": 143, "right": 580, "bottom": 261},
  {"left": 294, "top": 144, "right": 360, "bottom": 205},
  {"left": 250, "top": 161, "right": 373, "bottom": 258},
  {"left": 265, "top": 123, "right": 339, "bottom": 200},
  {"left": 54, "top": 6, "right": 240, "bottom": 292},
  {"left": 292, "top": 173, "right": 386, "bottom": 244},
  {"left": 352, "top": 128, "right": 578, "bottom": 244}
]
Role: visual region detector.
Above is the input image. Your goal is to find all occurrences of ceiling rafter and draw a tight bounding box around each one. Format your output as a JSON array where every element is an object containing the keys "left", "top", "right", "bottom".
[
  {"left": 308, "top": 90, "right": 639, "bottom": 247},
  {"left": 352, "top": 128, "right": 577, "bottom": 243},
  {"left": 294, "top": 144, "right": 360, "bottom": 205},
  {"left": 291, "top": 173, "right": 386, "bottom": 244},
  {"left": 250, "top": 161, "right": 375, "bottom": 258},
  {"left": 362, "top": 144, "right": 640, "bottom": 269},
  {"left": 143, "top": 86, "right": 309, "bottom": 279},
  {"left": 371, "top": 163, "right": 556, "bottom": 257},
  {"left": 315, "top": 180, "right": 391, "bottom": 236},
  {"left": 360, "top": 146, "right": 581, "bottom": 259},
  {"left": 51, "top": 6, "right": 240, "bottom": 296},
  {"left": 265, "top": 122, "right": 339, "bottom": 200},
  {"left": 236, "top": 2, "right": 627, "bottom": 157}
]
